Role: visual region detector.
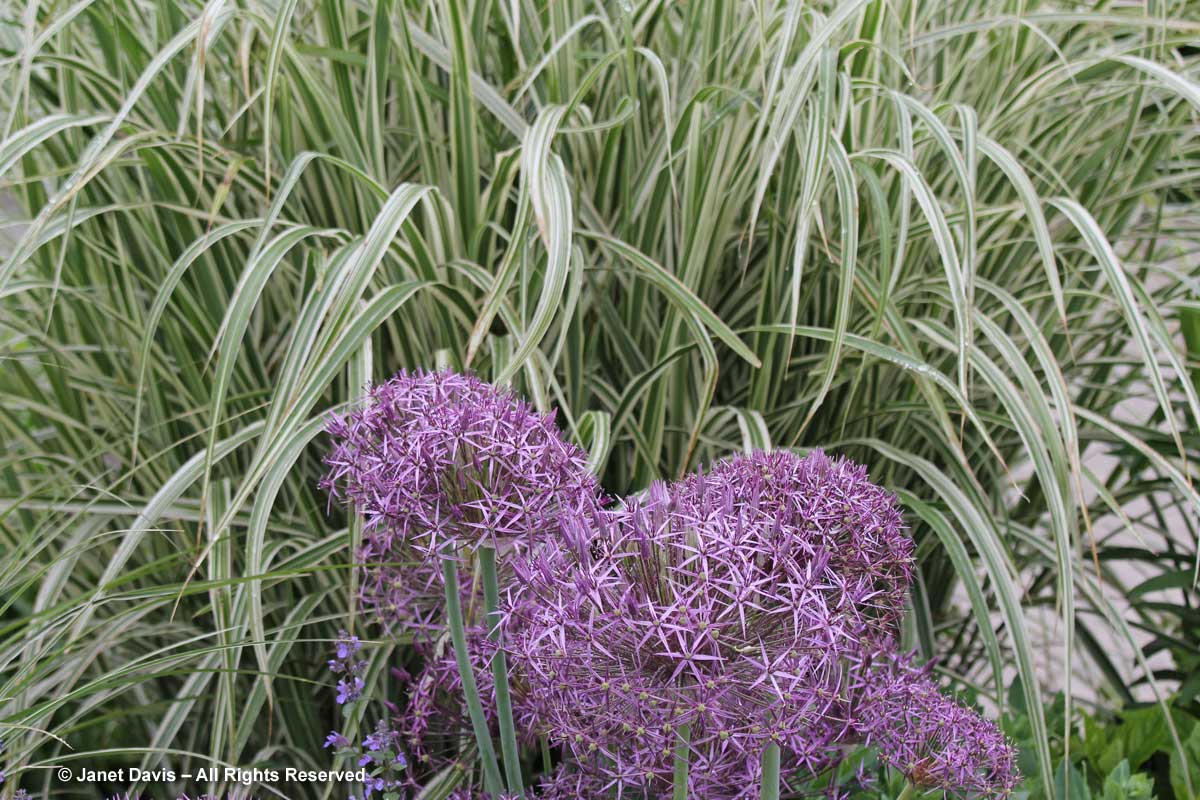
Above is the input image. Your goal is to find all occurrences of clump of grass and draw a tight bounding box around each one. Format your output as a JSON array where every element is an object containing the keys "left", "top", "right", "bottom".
[{"left": 1, "top": 1, "right": 1198, "bottom": 797}]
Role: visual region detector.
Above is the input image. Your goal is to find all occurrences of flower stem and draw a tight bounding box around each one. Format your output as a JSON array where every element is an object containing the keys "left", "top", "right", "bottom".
[
  {"left": 480, "top": 544, "right": 526, "bottom": 798},
  {"left": 672, "top": 722, "right": 691, "bottom": 800},
  {"left": 442, "top": 550, "right": 505, "bottom": 797},
  {"left": 896, "top": 783, "right": 918, "bottom": 800},
  {"left": 759, "top": 741, "right": 780, "bottom": 800}
]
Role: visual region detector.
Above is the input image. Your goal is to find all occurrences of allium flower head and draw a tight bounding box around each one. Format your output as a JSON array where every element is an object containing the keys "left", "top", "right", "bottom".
[
  {"left": 391, "top": 620, "right": 548, "bottom": 774},
  {"left": 445, "top": 765, "right": 606, "bottom": 800},
  {"left": 853, "top": 653, "right": 1018, "bottom": 796},
  {"left": 321, "top": 369, "right": 600, "bottom": 627},
  {"left": 507, "top": 449, "right": 911, "bottom": 797}
]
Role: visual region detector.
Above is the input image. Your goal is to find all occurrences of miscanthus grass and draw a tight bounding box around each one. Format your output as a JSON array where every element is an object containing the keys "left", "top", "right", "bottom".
[{"left": 0, "top": 0, "right": 1198, "bottom": 797}]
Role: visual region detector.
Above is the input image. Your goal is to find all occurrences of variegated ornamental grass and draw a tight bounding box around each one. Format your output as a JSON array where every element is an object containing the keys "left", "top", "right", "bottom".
[{"left": 0, "top": 0, "right": 1198, "bottom": 797}]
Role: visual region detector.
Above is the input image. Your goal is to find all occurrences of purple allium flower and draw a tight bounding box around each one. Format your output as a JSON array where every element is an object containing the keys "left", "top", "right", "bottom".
[
  {"left": 321, "top": 369, "right": 600, "bottom": 630},
  {"left": 389, "top": 630, "right": 505, "bottom": 764},
  {"left": 507, "top": 450, "right": 912, "bottom": 797},
  {"left": 361, "top": 608, "right": 571, "bottom": 792},
  {"left": 852, "top": 653, "right": 1018, "bottom": 796},
  {"left": 445, "top": 765, "right": 600, "bottom": 800}
]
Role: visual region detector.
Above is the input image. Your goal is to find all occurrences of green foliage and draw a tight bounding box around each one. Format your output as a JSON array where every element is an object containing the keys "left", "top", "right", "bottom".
[
  {"left": 1100, "top": 762, "right": 1157, "bottom": 800},
  {"left": 1, "top": 0, "right": 1198, "bottom": 797},
  {"left": 1001, "top": 682, "right": 1200, "bottom": 800},
  {"left": 1051, "top": 760, "right": 1156, "bottom": 800}
]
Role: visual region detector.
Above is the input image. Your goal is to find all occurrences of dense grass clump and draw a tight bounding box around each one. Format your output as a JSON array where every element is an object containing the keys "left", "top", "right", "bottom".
[{"left": 1, "top": 0, "right": 1198, "bottom": 797}]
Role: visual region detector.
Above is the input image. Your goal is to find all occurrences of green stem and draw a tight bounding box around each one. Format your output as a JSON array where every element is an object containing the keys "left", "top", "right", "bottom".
[
  {"left": 442, "top": 551, "right": 505, "bottom": 797},
  {"left": 896, "top": 783, "right": 918, "bottom": 800},
  {"left": 759, "top": 741, "right": 780, "bottom": 800},
  {"left": 480, "top": 544, "right": 526, "bottom": 798},
  {"left": 672, "top": 722, "right": 692, "bottom": 800}
]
